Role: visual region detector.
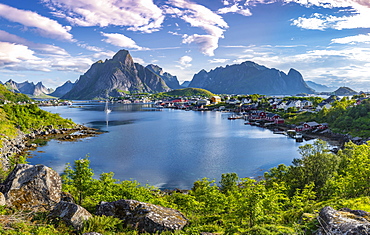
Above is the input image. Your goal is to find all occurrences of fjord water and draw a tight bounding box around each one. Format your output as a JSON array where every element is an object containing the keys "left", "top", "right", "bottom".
[{"left": 28, "top": 102, "right": 312, "bottom": 189}]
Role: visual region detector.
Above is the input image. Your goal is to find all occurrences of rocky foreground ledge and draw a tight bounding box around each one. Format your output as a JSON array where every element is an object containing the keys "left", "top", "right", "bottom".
[
  {"left": 0, "top": 164, "right": 188, "bottom": 233},
  {"left": 0, "top": 125, "right": 101, "bottom": 171}
]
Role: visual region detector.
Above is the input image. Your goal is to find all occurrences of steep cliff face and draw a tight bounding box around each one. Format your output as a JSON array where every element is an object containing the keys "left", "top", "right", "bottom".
[
  {"left": 189, "top": 61, "right": 314, "bottom": 95},
  {"left": 146, "top": 64, "right": 182, "bottom": 89},
  {"left": 62, "top": 50, "right": 171, "bottom": 100}
]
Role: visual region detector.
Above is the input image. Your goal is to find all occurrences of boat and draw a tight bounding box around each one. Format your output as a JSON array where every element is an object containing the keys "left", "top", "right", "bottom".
[
  {"left": 104, "top": 100, "right": 112, "bottom": 114},
  {"left": 228, "top": 114, "right": 243, "bottom": 120}
]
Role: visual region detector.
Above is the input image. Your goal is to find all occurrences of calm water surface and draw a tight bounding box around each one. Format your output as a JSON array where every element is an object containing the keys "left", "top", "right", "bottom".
[{"left": 27, "top": 102, "right": 313, "bottom": 189}]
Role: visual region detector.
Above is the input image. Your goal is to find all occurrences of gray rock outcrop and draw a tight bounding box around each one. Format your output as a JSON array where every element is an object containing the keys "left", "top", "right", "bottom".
[
  {"left": 49, "top": 201, "right": 92, "bottom": 230},
  {"left": 146, "top": 64, "right": 182, "bottom": 90},
  {"left": 96, "top": 199, "right": 188, "bottom": 233},
  {"left": 315, "top": 206, "right": 370, "bottom": 234},
  {"left": 0, "top": 164, "right": 62, "bottom": 211}
]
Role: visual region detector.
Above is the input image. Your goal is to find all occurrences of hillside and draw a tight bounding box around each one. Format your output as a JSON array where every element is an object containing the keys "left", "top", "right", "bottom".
[
  {"left": 62, "top": 50, "right": 171, "bottom": 100},
  {"left": 164, "top": 88, "right": 214, "bottom": 97},
  {"left": 333, "top": 86, "right": 358, "bottom": 96},
  {"left": 189, "top": 61, "right": 314, "bottom": 95},
  {"left": 0, "top": 83, "right": 31, "bottom": 104}
]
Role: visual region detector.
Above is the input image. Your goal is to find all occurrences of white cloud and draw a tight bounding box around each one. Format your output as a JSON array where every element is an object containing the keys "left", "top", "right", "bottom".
[
  {"left": 217, "top": 4, "right": 252, "bottom": 16},
  {"left": 165, "top": 0, "right": 228, "bottom": 56},
  {"left": 331, "top": 33, "right": 370, "bottom": 44},
  {"left": 101, "top": 33, "right": 148, "bottom": 50},
  {"left": 208, "top": 58, "right": 229, "bottom": 63},
  {"left": 0, "top": 42, "right": 38, "bottom": 66},
  {"left": 182, "top": 34, "right": 220, "bottom": 56},
  {"left": 77, "top": 43, "right": 103, "bottom": 52},
  {"left": 0, "top": 3, "right": 73, "bottom": 41},
  {"left": 41, "top": 0, "right": 164, "bottom": 33},
  {"left": 177, "top": 55, "right": 192, "bottom": 69},
  {"left": 0, "top": 30, "right": 69, "bottom": 56},
  {"left": 133, "top": 57, "right": 145, "bottom": 64},
  {"left": 0, "top": 40, "right": 93, "bottom": 74},
  {"left": 288, "top": 0, "right": 370, "bottom": 30}
]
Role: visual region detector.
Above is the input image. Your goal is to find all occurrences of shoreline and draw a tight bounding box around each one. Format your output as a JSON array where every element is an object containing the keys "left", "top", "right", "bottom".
[{"left": 0, "top": 125, "right": 102, "bottom": 171}]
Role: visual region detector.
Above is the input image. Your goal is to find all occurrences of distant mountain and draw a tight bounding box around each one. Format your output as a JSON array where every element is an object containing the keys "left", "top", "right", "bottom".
[
  {"left": 333, "top": 87, "right": 358, "bottom": 96},
  {"left": 146, "top": 64, "right": 182, "bottom": 90},
  {"left": 306, "top": 81, "right": 337, "bottom": 92},
  {"left": 4, "top": 80, "right": 53, "bottom": 97},
  {"left": 62, "top": 50, "right": 171, "bottom": 100},
  {"left": 188, "top": 61, "right": 314, "bottom": 95},
  {"left": 50, "top": 80, "right": 75, "bottom": 98},
  {"left": 181, "top": 81, "right": 190, "bottom": 87}
]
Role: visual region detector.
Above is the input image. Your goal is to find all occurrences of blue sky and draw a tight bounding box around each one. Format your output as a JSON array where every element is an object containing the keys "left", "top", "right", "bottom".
[{"left": 0, "top": 0, "right": 370, "bottom": 91}]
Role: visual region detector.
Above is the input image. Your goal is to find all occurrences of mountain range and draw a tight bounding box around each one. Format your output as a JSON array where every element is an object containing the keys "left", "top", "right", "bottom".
[
  {"left": 188, "top": 61, "right": 314, "bottom": 95},
  {"left": 1, "top": 49, "right": 353, "bottom": 99},
  {"left": 3, "top": 80, "right": 53, "bottom": 97}
]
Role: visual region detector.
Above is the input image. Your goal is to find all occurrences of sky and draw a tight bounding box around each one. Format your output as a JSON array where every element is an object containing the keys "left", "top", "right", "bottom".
[{"left": 0, "top": 0, "right": 370, "bottom": 91}]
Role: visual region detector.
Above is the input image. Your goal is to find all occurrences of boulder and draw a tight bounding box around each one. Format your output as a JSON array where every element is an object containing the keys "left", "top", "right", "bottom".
[
  {"left": 315, "top": 206, "right": 370, "bottom": 234},
  {"left": 1, "top": 164, "right": 62, "bottom": 211},
  {"left": 49, "top": 201, "right": 92, "bottom": 230},
  {"left": 96, "top": 199, "right": 188, "bottom": 233},
  {"left": 0, "top": 192, "right": 5, "bottom": 206}
]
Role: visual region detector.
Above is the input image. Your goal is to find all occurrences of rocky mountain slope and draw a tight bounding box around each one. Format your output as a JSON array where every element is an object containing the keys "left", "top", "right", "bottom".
[
  {"left": 50, "top": 80, "right": 75, "bottom": 98},
  {"left": 62, "top": 50, "right": 171, "bottom": 100},
  {"left": 188, "top": 61, "right": 314, "bottom": 95},
  {"left": 4, "top": 80, "right": 53, "bottom": 97},
  {"left": 146, "top": 64, "right": 182, "bottom": 90}
]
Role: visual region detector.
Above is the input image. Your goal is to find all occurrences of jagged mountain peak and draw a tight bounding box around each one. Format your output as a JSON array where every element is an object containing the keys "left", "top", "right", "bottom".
[
  {"left": 112, "top": 49, "right": 130, "bottom": 61},
  {"left": 62, "top": 49, "right": 171, "bottom": 100}
]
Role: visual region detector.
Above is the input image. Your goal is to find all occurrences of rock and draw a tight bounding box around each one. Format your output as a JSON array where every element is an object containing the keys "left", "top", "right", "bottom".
[
  {"left": 315, "top": 206, "right": 370, "bottom": 234},
  {"left": 96, "top": 199, "right": 188, "bottom": 233},
  {"left": 0, "top": 192, "right": 5, "bottom": 206},
  {"left": 49, "top": 201, "right": 92, "bottom": 230},
  {"left": 1, "top": 164, "right": 62, "bottom": 211}
]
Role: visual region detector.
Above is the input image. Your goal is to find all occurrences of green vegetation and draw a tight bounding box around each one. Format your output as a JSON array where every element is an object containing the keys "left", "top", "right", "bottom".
[
  {"left": 0, "top": 84, "right": 31, "bottom": 104},
  {"left": 281, "top": 97, "right": 370, "bottom": 137},
  {"left": 151, "top": 88, "right": 215, "bottom": 99},
  {"left": 1, "top": 104, "right": 75, "bottom": 133},
  {"left": 3, "top": 140, "right": 362, "bottom": 234}
]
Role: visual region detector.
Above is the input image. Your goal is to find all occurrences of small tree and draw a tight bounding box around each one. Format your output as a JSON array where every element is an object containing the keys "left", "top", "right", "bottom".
[{"left": 61, "top": 155, "right": 95, "bottom": 205}]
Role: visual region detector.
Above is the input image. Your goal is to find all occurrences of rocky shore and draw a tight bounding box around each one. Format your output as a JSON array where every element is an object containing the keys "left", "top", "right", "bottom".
[{"left": 0, "top": 125, "right": 102, "bottom": 171}]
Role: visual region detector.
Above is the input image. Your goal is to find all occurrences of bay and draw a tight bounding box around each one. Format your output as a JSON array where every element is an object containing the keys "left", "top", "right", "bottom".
[{"left": 27, "top": 102, "right": 313, "bottom": 189}]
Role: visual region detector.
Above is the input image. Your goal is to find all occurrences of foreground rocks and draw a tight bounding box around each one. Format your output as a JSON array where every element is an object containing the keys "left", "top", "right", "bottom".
[
  {"left": 315, "top": 206, "right": 370, "bottom": 234},
  {"left": 96, "top": 199, "right": 188, "bottom": 233},
  {"left": 49, "top": 201, "right": 92, "bottom": 230},
  {"left": 0, "top": 164, "right": 62, "bottom": 211}
]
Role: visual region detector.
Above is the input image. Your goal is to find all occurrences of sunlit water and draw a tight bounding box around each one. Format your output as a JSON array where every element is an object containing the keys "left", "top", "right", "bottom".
[{"left": 27, "top": 102, "right": 313, "bottom": 189}]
